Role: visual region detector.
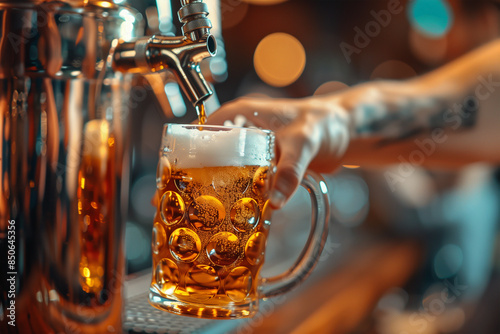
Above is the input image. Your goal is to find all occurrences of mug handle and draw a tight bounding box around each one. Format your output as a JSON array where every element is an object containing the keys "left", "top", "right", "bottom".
[{"left": 260, "top": 171, "right": 330, "bottom": 299}]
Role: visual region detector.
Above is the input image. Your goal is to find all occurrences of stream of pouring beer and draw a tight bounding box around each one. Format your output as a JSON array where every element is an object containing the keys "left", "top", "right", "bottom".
[{"left": 195, "top": 102, "right": 208, "bottom": 125}]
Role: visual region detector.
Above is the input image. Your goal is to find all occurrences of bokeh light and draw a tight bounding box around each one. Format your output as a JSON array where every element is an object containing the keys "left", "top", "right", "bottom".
[
  {"left": 408, "top": 0, "right": 453, "bottom": 38},
  {"left": 434, "top": 244, "right": 464, "bottom": 279},
  {"left": 376, "top": 288, "right": 409, "bottom": 312},
  {"left": 342, "top": 165, "right": 361, "bottom": 169},
  {"left": 409, "top": 28, "right": 448, "bottom": 65},
  {"left": 164, "top": 82, "right": 187, "bottom": 117},
  {"left": 125, "top": 222, "right": 149, "bottom": 267},
  {"left": 254, "top": 32, "right": 306, "bottom": 87},
  {"left": 220, "top": 1, "right": 249, "bottom": 30},
  {"left": 437, "top": 307, "right": 466, "bottom": 333},
  {"left": 314, "top": 81, "right": 349, "bottom": 96},
  {"left": 328, "top": 174, "right": 369, "bottom": 227},
  {"left": 130, "top": 174, "right": 157, "bottom": 220},
  {"left": 370, "top": 60, "right": 417, "bottom": 80}
]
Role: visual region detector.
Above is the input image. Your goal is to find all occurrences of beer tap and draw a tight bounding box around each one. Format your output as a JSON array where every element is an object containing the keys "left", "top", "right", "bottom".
[{"left": 113, "top": 0, "right": 217, "bottom": 109}]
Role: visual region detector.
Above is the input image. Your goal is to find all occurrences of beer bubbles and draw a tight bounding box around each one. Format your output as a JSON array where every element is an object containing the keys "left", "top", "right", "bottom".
[
  {"left": 188, "top": 195, "right": 225, "bottom": 231},
  {"left": 252, "top": 166, "right": 271, "bottom": 196},
  {"left": 150, "top": 125, "right": 276, "bottom": 318},
  {"left": 206, "top": 232, "right": 241, "bottom": 266},
  {"left": 230, "top": 198, "right": 260, "bottom": 232},
  {"left": 169, "top": 228, "right": 201, "bottom": 262}
]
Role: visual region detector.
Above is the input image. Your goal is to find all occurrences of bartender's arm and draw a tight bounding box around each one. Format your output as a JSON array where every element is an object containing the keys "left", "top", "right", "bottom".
[{"left": 208, "top": 39, "right": 500, "bottom": 208}]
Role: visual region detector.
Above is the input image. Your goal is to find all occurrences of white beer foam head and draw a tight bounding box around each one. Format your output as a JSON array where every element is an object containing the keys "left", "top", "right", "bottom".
[{"left": 162, "top": 125, "right": 274, "bottom": 168}]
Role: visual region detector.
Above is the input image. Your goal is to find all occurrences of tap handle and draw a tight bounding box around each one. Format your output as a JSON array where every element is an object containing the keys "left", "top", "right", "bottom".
[{"left": 178, "top": 1, "right": 212, "bottom": 41}]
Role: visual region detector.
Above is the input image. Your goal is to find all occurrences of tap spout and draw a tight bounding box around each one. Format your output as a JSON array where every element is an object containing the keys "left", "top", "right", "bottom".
[
  {"left": 112, "top": 0, "right": 217, "bottom": 107},
  {"left": 113, "top": 34, "right": 216, "bottom": 106}
]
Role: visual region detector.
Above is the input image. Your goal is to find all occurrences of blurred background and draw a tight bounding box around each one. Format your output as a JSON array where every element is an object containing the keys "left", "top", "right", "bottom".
[{"left": 123, "top": 0, "right": 500, "bottom": 333}]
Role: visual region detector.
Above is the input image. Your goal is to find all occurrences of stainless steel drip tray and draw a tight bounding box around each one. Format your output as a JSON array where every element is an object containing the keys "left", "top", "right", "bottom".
[{"left": 123, "top": 271, "right": 246, "bottom": 334}]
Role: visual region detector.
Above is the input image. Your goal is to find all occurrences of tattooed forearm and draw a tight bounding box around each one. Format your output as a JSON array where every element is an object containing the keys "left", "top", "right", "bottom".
[
  {"left": 354, "top": 103, "right": 420, "bottom": 139},
  {"left": 353, "top": 92, "right": 478, "bottom": 145}
]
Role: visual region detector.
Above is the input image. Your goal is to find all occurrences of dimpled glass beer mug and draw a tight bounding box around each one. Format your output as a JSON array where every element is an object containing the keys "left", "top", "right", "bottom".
[{"left": 149, "top": 124, "right": 329, "bottom": 319}]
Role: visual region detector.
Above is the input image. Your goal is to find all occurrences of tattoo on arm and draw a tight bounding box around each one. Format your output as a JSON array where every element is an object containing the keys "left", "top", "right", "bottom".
[{"left": 354, "top": 93, "right": 478, "bottom": 146}]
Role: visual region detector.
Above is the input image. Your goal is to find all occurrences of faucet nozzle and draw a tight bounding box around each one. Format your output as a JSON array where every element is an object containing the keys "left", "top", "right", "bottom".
[{"left": 112, "top": 0, "right": 217, "bottom": 107}]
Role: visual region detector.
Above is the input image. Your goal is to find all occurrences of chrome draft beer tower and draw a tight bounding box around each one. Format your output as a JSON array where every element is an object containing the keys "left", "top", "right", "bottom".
[{"left": 0, "top": 0, "right": 216, "bottom": 333}]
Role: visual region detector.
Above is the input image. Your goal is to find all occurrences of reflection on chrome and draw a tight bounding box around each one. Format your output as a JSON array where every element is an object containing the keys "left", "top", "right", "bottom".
[{"left": 0, "top": 0, "right": 216, "bottom": 332}]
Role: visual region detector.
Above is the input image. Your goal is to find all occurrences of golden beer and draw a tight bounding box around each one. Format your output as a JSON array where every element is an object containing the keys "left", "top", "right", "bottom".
[
  {"left": 149, "top": 124, "right": 329, "bottom": 320},
  {"left": 78, "top": 120, "right": 115, "bottom": 296},
  {"left": 150, "top": 163, "right": 272, "bottom": 318}
]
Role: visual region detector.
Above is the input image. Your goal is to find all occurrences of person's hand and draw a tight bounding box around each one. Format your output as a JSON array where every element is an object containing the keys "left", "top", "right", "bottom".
[
  {"left": 207, "top": 96, "right": 352, "bottom": 209},
  {"left": 208, "top": 79, "right": 437, "bottom": 209}
]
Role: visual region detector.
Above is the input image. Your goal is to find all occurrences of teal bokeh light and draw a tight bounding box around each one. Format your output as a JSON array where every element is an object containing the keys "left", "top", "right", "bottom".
[{"left": 408, "top": 0, "right": 453, "bottom": 38}]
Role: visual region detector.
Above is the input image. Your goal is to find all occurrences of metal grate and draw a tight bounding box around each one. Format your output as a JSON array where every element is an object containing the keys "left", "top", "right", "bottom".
[{"left": 123, "top": 292, "right": 244, "bottom": 334}]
